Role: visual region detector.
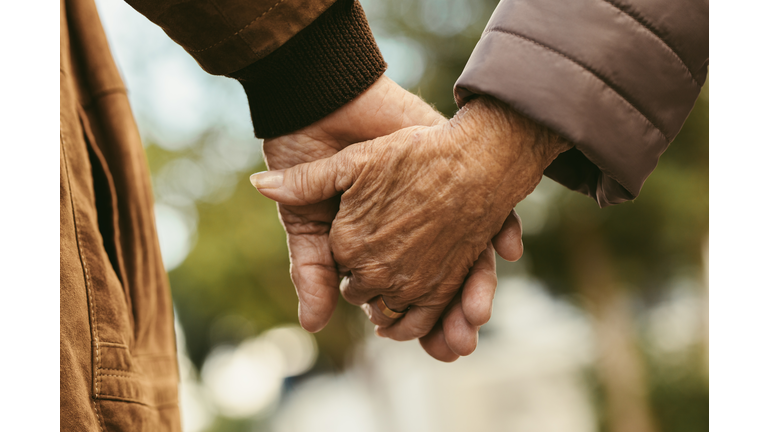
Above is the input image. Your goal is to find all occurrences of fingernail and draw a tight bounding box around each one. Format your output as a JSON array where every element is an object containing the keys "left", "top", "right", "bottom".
[
  {"left": 374, "top": 326, "right": 385, "bottom": 338},
  {"left": 250, "top": 171, "right": 283, "bottom": 189}
]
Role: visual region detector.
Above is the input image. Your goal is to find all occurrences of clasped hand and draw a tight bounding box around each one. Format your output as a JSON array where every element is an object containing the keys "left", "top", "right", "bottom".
[{"left": 251, "top": 76, "right": 569, "bottom": 361}]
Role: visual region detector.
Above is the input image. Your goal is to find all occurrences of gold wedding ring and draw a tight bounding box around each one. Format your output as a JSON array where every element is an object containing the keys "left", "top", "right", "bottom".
[{"left": 376, "top": 296, "right": 409, "bottom": 319}]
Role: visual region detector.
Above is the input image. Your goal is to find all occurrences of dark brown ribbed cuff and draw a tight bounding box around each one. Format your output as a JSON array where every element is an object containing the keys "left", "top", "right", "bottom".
[{"left": 228, "top": 0, "right": 387, "bottom": 138}]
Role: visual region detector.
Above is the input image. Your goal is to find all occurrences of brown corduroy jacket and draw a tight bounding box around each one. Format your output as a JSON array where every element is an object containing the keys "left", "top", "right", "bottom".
[{"left": 60, "top": 0, "right": 707, "bottom": 429}]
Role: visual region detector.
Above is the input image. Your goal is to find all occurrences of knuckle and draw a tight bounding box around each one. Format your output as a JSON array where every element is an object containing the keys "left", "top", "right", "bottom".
[
  {"left": 330, "top": 246, "right": 353, "bottom": 267},
  {"left": 328, "top": 230, "right": 360, "bottom": 266}
]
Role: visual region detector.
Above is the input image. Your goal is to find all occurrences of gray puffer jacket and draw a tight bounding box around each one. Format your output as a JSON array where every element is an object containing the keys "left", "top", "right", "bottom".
[{"left": 455, "top": 0, "right": 709, "bottom": 207}]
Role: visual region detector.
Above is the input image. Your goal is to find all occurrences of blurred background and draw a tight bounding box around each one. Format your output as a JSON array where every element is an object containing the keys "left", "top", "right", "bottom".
[{"left": 95, "top": 0, "right": 709, "bottom": 431}]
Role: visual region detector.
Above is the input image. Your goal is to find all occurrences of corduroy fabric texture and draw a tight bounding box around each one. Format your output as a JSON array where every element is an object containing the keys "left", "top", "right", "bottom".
[{"left": 230, "top": 0, "right": 387, "bottom": 138}]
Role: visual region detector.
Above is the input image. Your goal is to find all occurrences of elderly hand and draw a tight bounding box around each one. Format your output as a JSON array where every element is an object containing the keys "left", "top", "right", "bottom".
[
  {"left": 259, "top": 77, "right": 525, "bottom": 361},
  {"left": 253, "top": 96, "right": 571, "bottom": 347}
]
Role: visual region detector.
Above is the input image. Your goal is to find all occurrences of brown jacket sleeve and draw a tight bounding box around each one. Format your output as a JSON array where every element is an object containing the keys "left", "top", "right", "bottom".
[
  {"left": 124, "top": 0, "right": 386, "bottom": 137},
  {"left": 454, "top": 0, "right": 709, "bottom": 207}
]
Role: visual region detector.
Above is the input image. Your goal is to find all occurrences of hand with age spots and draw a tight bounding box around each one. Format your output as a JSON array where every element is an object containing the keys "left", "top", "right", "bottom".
[
  {"left": 255, "top": 77, "right": 522, "bottom": 361},
  {"left": 254, "top": 94, "right": 571, "bottom": 358}
]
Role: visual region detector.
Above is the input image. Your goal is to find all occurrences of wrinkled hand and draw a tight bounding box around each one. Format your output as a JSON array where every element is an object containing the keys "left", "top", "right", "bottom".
[
  {"left": 258, "top": 77, "right": 525, "bottom": 361},
  {"left": 254, "top": 96, "right": 570, "bottom": 348}
]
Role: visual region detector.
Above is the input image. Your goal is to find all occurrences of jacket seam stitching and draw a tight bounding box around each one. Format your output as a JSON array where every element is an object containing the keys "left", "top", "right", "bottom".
[
  {"left": 61, "top": 129, "right": 105, "bottom": 432},
  {"left": 92, "top": 400, "right": 105, "bottom": 432},
  {"left": 99, "top": 373, "right": 175, "bottom": 380},
  {"left": 98, "top": 341, "right": 129, "bottom": 348},
  {"left": 186, "top": 0, "right": 288, "bottom": 53},
  {"left": 100, "top": 374, "right": 139, "bottom": 379},
  {"left": 98, "top": 372, "right": 178, "bottom": 378},
  {"left": 98, "top": 368, "right": 134, "bottom": 373},
  {"left": 207, "top": 0, "right": 258, "bottom": 57},
  {"left": 96, "top": 394, "right": 179, "bottom": 409},
  {"left": 485, "top": 28, "right": 671, "bottom": 143},
  {"left": 598, "top": 0, "right": 700, "bottom": 88}
]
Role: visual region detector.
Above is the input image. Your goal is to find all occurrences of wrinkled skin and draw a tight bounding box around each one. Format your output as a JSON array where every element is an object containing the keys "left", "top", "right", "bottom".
[
  {"left": 260, "top": 77, "right": 526, "bottom": 361},
  {"left": 255, "top": 95, "right": 571, "bottom": 349}
]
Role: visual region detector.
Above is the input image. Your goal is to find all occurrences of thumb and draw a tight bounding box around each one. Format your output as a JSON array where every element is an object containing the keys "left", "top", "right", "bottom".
[{"left": 250, "top": 144, "right": 368, "bottom": 205}]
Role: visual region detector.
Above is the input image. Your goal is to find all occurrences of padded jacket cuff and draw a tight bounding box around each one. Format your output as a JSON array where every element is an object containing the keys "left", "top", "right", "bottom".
[
  {"left": 454, "top": 0, "right": 708, "bottom": 207},
  {"left": 229, "top": 0, "right": 386, "bottom": 138}
]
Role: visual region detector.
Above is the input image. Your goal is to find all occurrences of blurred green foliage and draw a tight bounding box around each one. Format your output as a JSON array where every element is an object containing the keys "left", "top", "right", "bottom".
[
  {"left": 363, "top": 0, "right": 499, "bottom": 117},
  {"left": 524, "top": 85, "right": 708, "bottom": 298},
  {"left": 168, "top": 171, "right": 366, "bottom": 369}
]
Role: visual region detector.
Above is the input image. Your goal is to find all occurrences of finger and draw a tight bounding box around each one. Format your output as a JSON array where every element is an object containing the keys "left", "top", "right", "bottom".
[
  {"left": 249, "top": 144, "right": 369, "bottom": 205},
  {"left": 461, "top": 243, "right": 498, "bottom": 327},
  {"left": 442, "top": 295, "right": 480, "bottom": 356},
  {"left": 339, "top": 274, "right": 387, "bottom": 308},
  {"left": 418, "top": 321, "right": 460, "bottom": 363},
  {"left": 492, "top": 208, "right": 524, "bottom": 262},
  {"left": 375, "top": 304, "right": 443, "bottom": 341},
  {"left": 287, "top": 232, "right": 340, "bottom": 333},
  {"left": 361, "top": 298, "right": 397, "bottom": 328}
]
